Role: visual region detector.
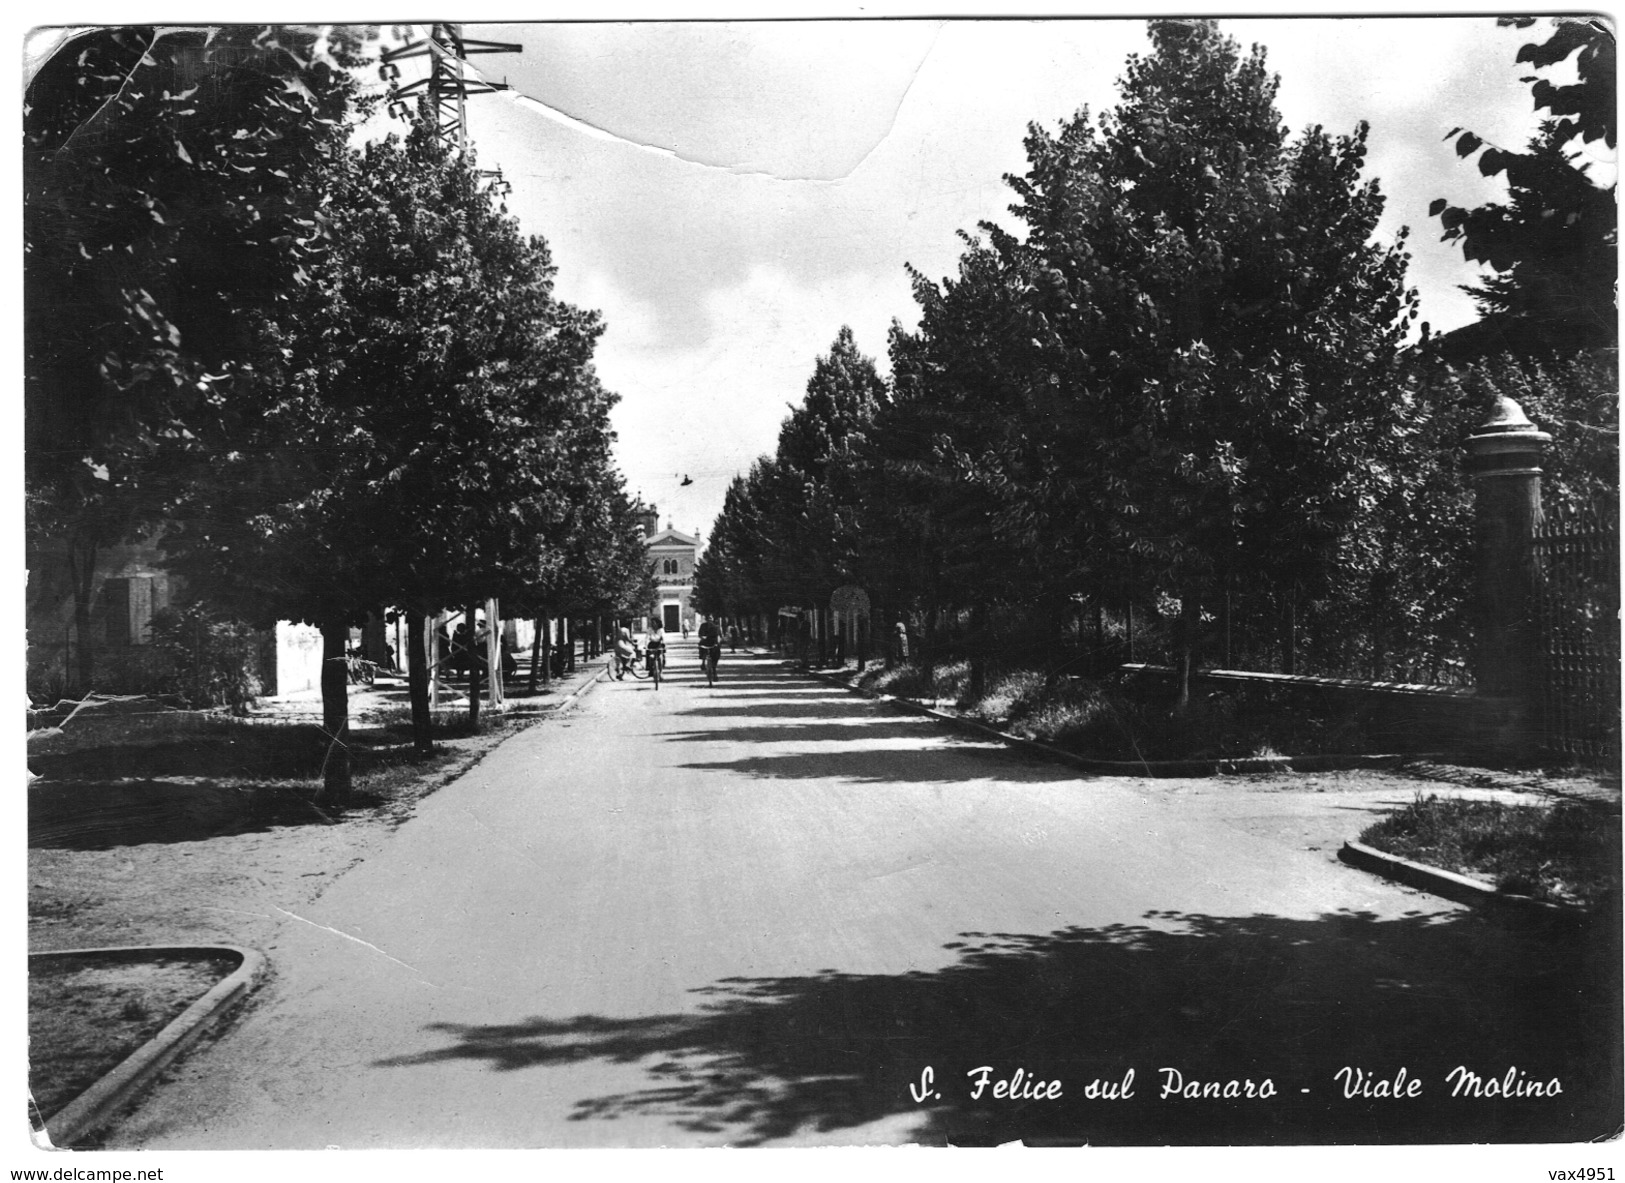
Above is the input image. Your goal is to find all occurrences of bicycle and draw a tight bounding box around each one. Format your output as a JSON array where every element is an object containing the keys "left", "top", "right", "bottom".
[
  {"left": 611, "top": 645, "right": 664, "bottom": 688},
  {"left": 698, "top": 643, "right": 720, "bottom": 687},
  {"left": 346, "top": 647, "right": 377, "bottom": 687}
]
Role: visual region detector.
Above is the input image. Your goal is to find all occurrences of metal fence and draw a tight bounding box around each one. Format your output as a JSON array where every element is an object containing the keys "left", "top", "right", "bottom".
[{"left": 1533, "top": 500, "right": 1621, "bottom": 761}]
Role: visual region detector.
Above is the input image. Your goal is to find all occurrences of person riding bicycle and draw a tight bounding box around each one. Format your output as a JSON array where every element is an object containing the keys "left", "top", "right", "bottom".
[
  {"left": 697, "top": 617, "right": 722, "bottom": 679},
  {"left": 644, "top": 623, "right": 666, "bottom": 674},
  {"left": 613, "top": 626, "right": 639, "bottom": 680}
]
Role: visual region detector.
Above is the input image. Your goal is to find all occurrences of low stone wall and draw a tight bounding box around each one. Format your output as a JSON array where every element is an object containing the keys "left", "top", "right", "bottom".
[{"left": 1118, "top": 663, "right": 1480, "bottom": 752}]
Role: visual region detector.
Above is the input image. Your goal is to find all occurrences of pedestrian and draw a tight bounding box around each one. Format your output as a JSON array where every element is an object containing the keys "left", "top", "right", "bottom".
[
  {"left": 895, "top": 619, "right": 909, "bottom": 662},
  {"left": 727, "top": 623, "right": 739, "bottom": 653},
  {"left": 435, "top": 622, "right": 453, "bottom": 676}
]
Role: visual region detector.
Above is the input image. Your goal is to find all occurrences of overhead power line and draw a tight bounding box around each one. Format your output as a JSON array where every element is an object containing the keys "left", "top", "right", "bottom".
[{"left": 380, "top": 24, "right": 522, "bottom": 155}]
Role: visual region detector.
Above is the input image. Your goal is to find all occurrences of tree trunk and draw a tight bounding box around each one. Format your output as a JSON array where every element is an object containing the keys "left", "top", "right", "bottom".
[
  {"left": 67, "top": 541, "right": 98, "bottom": 695},
  {"left": 565, "top": 618, "right": 575, "bottom": 672},
  {"left": 407, "top": 612, "right": 433, "bottom": 756},
  {"left": 466, "top": 602, "right": 481, "bottom": 729},
  {"left": 1369, "top": 570, "right": 1393, "bottom": 680},
  {"left": 968, "top": 601, "right": 988, "bottom": 702},
  {"left": 1280, "top": 593, "right": 1297, "bottom": 676},
  {"left": 1176, "top": 593, "right": 1200, "bottom": 711},
  {"left": 921, "top": 604, "right": 938, "bottom": 697},
  {"left": 528, "top": 613, "right": 544, "bottom": 693},
  {"left": 319, "top": 620, "right": 351, "bottom": 803}
]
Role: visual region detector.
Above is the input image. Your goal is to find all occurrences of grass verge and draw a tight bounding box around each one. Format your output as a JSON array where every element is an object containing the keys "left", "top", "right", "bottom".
[
  {"left": 1359, "top": 794, "right": 1622, "bottom": 907},
  {"left": 28, "top": 951, "right": 238, "bottom": 1121},
  {"left": 853, "top": 659, "right": 1361, "bottom": 761}
]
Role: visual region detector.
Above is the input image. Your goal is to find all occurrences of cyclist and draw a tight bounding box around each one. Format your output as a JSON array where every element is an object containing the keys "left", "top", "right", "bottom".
[
  {"left": 645, "top": 622, "right": 666, "bottom": 677},
  {"left": 613, "top": 625, "right": 639, "bottom": 680},
  {"left": 697, "top": 616, "right": 722, "bottom": 683}
]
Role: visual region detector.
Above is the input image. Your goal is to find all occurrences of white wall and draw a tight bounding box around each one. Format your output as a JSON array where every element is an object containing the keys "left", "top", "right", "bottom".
[{"left": 275, "top": 620, "right": 325, "bottom": 696}]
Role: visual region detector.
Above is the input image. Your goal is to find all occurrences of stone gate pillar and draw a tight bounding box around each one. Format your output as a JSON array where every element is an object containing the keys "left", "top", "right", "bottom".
[{"left": 1465, "top": 395, "right": 1551, "bottom": 753}]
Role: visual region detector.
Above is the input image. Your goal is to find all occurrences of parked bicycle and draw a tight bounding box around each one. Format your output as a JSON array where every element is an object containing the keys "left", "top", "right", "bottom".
[{"left": 346, "top": 645, "right": 377, "bottom": 687}]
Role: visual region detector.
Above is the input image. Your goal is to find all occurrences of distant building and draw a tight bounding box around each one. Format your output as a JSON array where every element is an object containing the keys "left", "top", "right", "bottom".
[
  {"left": 640, "top": 505, "right": 700, "bottom": 634},
  {"left": 26, "top": 535, "right": 176, "bottom": 700}
]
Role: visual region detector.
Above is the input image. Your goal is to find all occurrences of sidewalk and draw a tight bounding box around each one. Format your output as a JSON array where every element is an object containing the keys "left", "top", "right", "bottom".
[{"left": 254, "top": 657, "right": 604, "bottom": 726}]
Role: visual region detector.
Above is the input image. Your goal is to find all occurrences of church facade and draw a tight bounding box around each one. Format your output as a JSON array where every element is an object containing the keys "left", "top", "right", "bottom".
[{"left": 640, "top": 507, "right": 700, "bottom": 634}]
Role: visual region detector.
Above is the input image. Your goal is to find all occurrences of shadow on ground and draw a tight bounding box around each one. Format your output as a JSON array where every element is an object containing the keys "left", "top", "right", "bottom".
[
  {"left": 375, "top": 907, "right": 1620, "bottom": 1145},
  {"left": 677, "top": 745, "right": 1080, "bottom": 785},
  {"left": 28, "top": 721, "right": 500, "bottom": 849},
  {"left": 676, "top": 700, "right": 917, "bottom": 720},
  {"left": 660, "top": 721, "right": 940, "bottom": 745}
]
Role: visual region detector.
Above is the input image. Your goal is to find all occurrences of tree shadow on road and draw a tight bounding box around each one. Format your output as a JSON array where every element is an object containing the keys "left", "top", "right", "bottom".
[
  {"left": 685, "top": 680, "right": 813, "bottom": 692},
  {"left": 676, "top": 745, "right": 1083, "bottom": 785},
  {"left": 676, "top": 700, "right": 911, "bottom": 720},
  {"left": 375, "top": 907, "right": 1620, "bottom": 1146},
  {"left": 660, "top": 721, "right": 942, "bottom": 745}
]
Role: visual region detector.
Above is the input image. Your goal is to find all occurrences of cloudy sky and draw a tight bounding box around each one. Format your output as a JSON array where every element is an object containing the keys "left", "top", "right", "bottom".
[{"left": 360, "top": 16, "right": 1607, "bottom": 541}]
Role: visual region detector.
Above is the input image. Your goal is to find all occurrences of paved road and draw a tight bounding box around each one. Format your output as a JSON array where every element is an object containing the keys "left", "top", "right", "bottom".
[{"left": 102, "top": 645, "right": 1617, "bottom": 1148}]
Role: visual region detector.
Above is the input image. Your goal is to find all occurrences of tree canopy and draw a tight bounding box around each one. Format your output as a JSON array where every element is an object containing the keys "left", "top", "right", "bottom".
[
  {"left": 1431, "top": 16, "right": 1617, "bottom": 356},
  {"left": 25, "top": 25, "right": 373, "bottom": 688},
  {"left": 845, "top": 20, "right": 1419, "bottom": 691}
]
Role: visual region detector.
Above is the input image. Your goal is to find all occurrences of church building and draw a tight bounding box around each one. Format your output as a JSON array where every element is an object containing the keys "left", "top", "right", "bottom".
[{"left": 640, "top": 506, "right": 700, "bottom": 635}]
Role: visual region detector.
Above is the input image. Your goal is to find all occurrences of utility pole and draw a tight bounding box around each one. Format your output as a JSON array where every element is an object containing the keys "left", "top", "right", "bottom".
[
  {"left": 381, "top": 24, "right": 521, "bottom": 153},
  {"left": 381, "top": 24, "right": 523, "bottom": 714}
]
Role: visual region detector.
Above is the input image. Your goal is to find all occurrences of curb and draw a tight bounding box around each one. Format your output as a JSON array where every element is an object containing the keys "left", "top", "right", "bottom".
[
  {"left": 33, "top": 944, "right": 266, "bottom": 1147},
  {"left": 1337, "top": 839, "right": 1574, "bottom": 916},
  {"left": 507, "top": 665, "right": 607, "bottom": 715},
  {"left": 559, "top": 665, "right": 608, "bottom": 709},
  {"left": 800, "top": 666, "right": 1424, "bottom": 779}
]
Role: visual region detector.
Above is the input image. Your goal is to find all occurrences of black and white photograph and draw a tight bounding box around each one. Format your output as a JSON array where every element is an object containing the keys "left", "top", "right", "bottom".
[{"left": 19, "top": 6, "right": 1622, "bottom": 1176}]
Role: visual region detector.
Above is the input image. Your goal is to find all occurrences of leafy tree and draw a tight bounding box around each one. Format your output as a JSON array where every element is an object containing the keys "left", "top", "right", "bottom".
[
  {"left": 693, "top": 475, "right": 756, "bottom": 622},
  {"left": 163, "top": 119, "right": 615, "bottom": 796},
  {"left": 696, "top": 459, "right": 791, "bottom": 624},
  {"left": 892, "top": 20, "right": 1418, "bottom": 699},
  {"left": 1430, "top": 16, "right": 1617, "bottom": 356},
  {"left": 695, "top": 329, "right": 883, "bottom": 661},
  {"left": 866, "top": 246, "right": 1067, "bottom": 688},
  {"left": 774, "top": 328, "right": 885, "bottom": 609},
  {"left": 24, "top": 25, "right": 372, "bottom": 691}
]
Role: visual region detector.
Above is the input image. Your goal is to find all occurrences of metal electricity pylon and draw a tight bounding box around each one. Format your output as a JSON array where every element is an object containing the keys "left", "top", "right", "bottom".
[
  {"left": 380, "top": 24, "right": 521, "bottom": 153},
  {"left": 379, "top": 24, "right": 524, "bottom": 710}
]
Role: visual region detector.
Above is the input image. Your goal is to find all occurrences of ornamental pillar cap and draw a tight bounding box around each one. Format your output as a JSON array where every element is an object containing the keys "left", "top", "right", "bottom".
[
  {"left": 1466, "top": 396, "right": 1551, "bottom": 474},
  {"left": 1482, "top": 395, "right": 1539, "bottom": 432}
]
